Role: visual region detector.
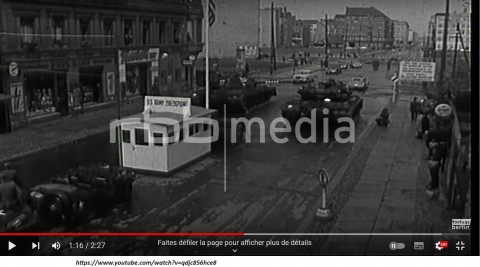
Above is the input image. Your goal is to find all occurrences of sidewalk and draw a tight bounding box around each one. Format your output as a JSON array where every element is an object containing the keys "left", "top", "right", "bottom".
[{"left": 322, "top": 99, "right": 424, "bottom": 254}]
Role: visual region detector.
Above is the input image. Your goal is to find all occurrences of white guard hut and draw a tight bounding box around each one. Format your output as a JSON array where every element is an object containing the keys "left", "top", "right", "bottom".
[{"left": 120, "top": 96, "right": 216, "bottom": 175}]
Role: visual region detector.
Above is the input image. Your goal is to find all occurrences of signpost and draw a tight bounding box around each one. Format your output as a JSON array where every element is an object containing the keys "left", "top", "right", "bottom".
[
  {"left": 391, "top": 73, "right": 399, "bottom": 103},
  {"left": 9, "top": 62, "right": 18, "bottom": 77},
  {"left": 399, "top": 61, "right": 436, "bottom": 82},
  {"left": 316, "top": 168, "right": 333, "bottom": 219}
]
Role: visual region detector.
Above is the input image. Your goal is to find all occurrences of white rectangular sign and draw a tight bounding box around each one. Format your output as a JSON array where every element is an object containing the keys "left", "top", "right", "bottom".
[
  {"left": 399, "top": 61, "right": 436, "bottom": 82},
  {"left": 144, "top": 96, "right": 191, "bottom": 118}
]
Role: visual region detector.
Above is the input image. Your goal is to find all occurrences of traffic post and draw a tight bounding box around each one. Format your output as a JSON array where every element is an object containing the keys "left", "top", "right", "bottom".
[
  {"left": 391, "top": 73, "right": 399, "bottom": 103},
  {"left": 316, "top": 168, "right": 333, "bottom": 220}
]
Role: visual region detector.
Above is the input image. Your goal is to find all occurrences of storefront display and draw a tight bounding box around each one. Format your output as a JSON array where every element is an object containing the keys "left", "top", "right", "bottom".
[{"left": 24, "top": 73, "right": 56, "bottom": 117}]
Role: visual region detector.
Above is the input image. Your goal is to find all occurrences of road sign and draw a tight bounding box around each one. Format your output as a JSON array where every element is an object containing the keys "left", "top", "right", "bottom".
[
  {"left": 399, "top": 61, "right": 436, "bottom": 82},
  {"left": 435, "top": 104, "right": 452, "bottom": 118},
  {"left": 391, "top": 75, "right": 399, "bottom": 83},
  {"left": 119, "top": 63, "right": 126, "bottom": 83},
  {"left": 317, "top": 168, "right": 330, "bottom": 187},
  {"left": 183, "top": 59, "right": 193, "bottom": 66},
  {"left": 9, "top": 62, "right": 19, "bottom": 77},
  {"left": 189, "top": 55, "right": 196, "bottom": 61}
]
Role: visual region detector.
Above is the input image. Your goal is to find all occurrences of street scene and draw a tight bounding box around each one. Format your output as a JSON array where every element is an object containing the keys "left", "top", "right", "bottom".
[{"left": 0, "top": 0, "right": 473, "bottom": 256}]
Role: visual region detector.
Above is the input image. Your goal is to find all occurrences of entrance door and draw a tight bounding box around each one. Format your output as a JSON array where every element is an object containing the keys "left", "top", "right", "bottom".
[
  {"left": 56, "top": 72, "right": 69, "bottom": 116},
  {"left": 138, "top": 65, "right": 148, "bottom": 95}
]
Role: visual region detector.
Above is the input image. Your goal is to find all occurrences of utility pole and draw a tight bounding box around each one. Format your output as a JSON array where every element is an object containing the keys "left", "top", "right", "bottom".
[
  {"left": 452, "top": 23, "right": 459, "bottom": 78},
  {"left": 257, "top": 0, "right": 261, "bottom": 60},
  {"left": 439, "top": 0, "right": 450, "bottom": 90},
  {"left": 270, "top": 2, "right": 276, "bottom": 74},
  {"left": 343, "top": 20, "right": 349, "bottom": 58},
  {"left": 324, "top": 14, "right": 329, "bottom": 67}
]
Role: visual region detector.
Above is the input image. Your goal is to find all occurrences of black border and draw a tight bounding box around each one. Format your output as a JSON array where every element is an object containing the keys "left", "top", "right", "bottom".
[{"left": 470, "top": 0, "right": 479, "bottom": 257}]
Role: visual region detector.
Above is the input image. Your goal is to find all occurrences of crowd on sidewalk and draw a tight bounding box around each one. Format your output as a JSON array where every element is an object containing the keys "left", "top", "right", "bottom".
[{"left": 409, "top": 96, "right": 453, "bottom": 199}]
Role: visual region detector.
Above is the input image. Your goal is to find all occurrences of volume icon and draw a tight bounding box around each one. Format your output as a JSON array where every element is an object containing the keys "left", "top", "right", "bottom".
[{"left": 52, "top": 242, "right": 61, "bottom": 250}]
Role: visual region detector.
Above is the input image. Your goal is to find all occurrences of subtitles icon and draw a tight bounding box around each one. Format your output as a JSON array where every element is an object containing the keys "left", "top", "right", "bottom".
[
  {"left": 414, "top": 242, "right": 424, "bottom": 250},
  {"left": 435, "top": 240, "right": 448, "bottom": 250}
]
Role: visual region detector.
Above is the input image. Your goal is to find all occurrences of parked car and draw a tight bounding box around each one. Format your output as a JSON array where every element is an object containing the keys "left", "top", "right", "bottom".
[
  {"left": 293, "top": 69, "right": 315, "bottom": 83},
  {"left": 348, "top": 76, "right": 369, "bottom": 91},
  {"left": 325, "top": 67, "right": 342, "bottom": 75},
  {"left": 350, "top": 61, "right": 363, "bottom": 68}
]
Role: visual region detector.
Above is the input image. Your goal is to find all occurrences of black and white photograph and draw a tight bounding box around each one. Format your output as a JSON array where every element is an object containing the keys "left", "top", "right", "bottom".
[{"left": 0, "top": 0, "right": 476, "bottom": 262}]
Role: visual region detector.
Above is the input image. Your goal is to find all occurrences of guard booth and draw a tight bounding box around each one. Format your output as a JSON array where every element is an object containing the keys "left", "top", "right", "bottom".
[
  {"left": 0, "top": 94, "right": 12, "bottom": 133},
  {"left": 119, "top": 96, "right": 216, "bottom": 175}
]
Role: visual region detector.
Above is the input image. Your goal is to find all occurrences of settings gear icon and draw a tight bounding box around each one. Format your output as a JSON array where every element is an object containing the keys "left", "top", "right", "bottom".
[
  {"left": 435, "top": 241, "right": 448, "bottom": 250},
  {"left": 435, "top": 242, "right": 443, "bottom": 250}
]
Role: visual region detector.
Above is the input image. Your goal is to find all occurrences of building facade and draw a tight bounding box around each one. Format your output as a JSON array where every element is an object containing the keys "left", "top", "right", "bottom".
[
  {"left": 428, "top": 9, "right": 471, "bottom": 52},
  {"left": 0, "top": 0, "right": 204, "bottom": 128},
  {"left": 393, "top": 20, "right": 409, "bottom": 48},
  {"left": 260, "top": 6, "right": 295, "bottom": 49},
  {"left": 330, "top": 7, "right": 394, "bottom": 49},
  {"left": 207, "top": 0, "right": 260, "bottom": 58}
]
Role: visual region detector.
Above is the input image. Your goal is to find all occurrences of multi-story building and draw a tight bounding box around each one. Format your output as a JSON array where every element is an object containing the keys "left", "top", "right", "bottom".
[
  {"left": 295, "top": 20, "right": 325, "bottom": 47},
  {"left": 208, "top": 0, "right": 260, "bottom": 58},
  {"left": 260, "top": 6, "right": 295, "bottom": 49},
  {"left": 428, "top": 9, "right": 471, "bottom": 52},
  {"left": 0, "top": 0, "right": 204, "bottom": 128},
  {"left": 393, "top": 20, "right": 409, "bottom": 48},
  {"left": 330, "top": 7, "right": 394, "bottom": 49}
]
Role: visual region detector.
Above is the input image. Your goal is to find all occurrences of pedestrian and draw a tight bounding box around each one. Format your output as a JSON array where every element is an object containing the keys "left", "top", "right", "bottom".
[
  {"left": 426, "top": 140, "right": 442, "bottom": 198},
  {"left": 410, "top": 97, "right": 420, "bottom": 122}
]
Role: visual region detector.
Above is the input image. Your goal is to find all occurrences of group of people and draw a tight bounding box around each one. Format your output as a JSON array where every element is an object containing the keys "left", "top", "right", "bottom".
[{"left": 411, "top": 97, "right": 453, "bottom": 198}]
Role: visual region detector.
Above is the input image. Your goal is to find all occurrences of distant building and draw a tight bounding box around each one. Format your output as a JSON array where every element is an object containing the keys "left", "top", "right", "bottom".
[
  {"left": 208, "top": 0, "right": 261, "bottom": 58},
  {"left": 260, "top": 6, "right": 296, "bottom": 49},
  {"left": 330, "top": 7, "right": 394, "bottom": 49},
  {"left": 428, "top": 9, "right": 471, "bottom": 52},
  {"left": 393, "top": 21, "right": 409, "bottom": 48},
  {"left": 295, "top": 20, "right": 325, "bottom": 47}
]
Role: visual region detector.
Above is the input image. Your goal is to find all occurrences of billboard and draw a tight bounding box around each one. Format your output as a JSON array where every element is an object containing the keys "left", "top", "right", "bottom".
[{"left": 399, "top": 61, "right": 436, "bottom": 82}]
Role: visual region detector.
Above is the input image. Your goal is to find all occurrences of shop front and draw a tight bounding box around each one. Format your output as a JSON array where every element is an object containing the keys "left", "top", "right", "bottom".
[{"left": 119, "top": 48, "right": 159, "bottom": 98}]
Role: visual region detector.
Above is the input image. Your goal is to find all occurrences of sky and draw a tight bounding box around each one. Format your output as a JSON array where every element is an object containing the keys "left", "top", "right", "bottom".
[{"left": 260, "top": 0, "right": 471, "bottom": 34}]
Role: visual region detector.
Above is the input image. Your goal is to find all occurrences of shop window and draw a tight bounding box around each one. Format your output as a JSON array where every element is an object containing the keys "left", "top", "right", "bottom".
[
  {"left": 159, "top": 21, "right": 166, "bottom": 44},
  {"left": 52, "top": 17, "right": 65, "bottom": 46},
  {"left": 186, "top": 20, "right": 193, "bottom": 43},
  {"left": 79, "top": 67, "right": 103, "bottom": 104},
  {"left": 143, "top": 21, "right": 150, "bottom": 45},
  {"left": 125, "top": 65, "right": 147, "bottom": 97},
  {"left": 122, "top": 130, "right": 131, "bottom": 143},
  {"left": 24, "top": 73, "right": 56, "bottom": 116},
  {"left": 20, "top": 16, "right": 35, "bottom": 45},
  {"left": 124, "top": 19, "right": 134, "bottom": 45},
  {"left": 153, "top": 132, "right": 163, "bottom": 146},
  {"left": 103, "top": 19, "right": 114, "bottom": 46},
  {"left": 135, "top": 128, "right": 149, "bottom": 146}
]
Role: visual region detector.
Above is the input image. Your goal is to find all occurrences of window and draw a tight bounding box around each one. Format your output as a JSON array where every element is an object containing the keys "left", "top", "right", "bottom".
[
  {"left": 124, "top": 19, "right": 134, "bottom": 45},
  {"left": 79, "top": 18, "right": 91, "bottom": 42},
  {"left": 189, "top": 125, "right": 195, "bottom": 137},
  {"left": 159, "top": 21, "right": 166, "bottom": 44},
  {"left": 103, "top": 19, "right": 114, "bottom": 46},
  {"left": 135, "top": 128, "right": 149, "bottom": 146},
  {"left": 173, "top": 22, "right": 180, "bottom": 44},
  {"left": 168, "top": 131, "right": 176, "bottom": 144},
  {"left": 186, "top": 20, "right": 193, "bottom": 43},
  {"left": 143, "top": 21, "right": 150, "bottom": 45},
  {"left": 203, "top": 124, "right": 209, "bottom": 132},
  {"left": 122, "top": 130, "right": 131, "bottom": 143},
  {"left": 153, "top": 132, "right": 164, "bottom": 146},
  {"left": 20, "top": 16, "right": 35, "bottom": 43},
  {"left": 52, "top": 17, "right": 65, "bottom": 45}
]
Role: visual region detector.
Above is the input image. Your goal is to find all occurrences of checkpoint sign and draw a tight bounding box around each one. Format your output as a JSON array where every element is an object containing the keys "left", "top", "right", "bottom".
[
  {"left": 435, "top": 103, "right": 452, "bottom": 118},
  {"left": 399, "top": 61, "right": 436, "bottom": 82},
  {"left": 317, "top": 168, "right": 330, "bottom": 187}
]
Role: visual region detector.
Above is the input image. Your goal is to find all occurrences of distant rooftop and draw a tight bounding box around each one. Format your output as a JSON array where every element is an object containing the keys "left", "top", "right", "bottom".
[{"left": 345, "top": 7, "right": 388, "bottom": 18}]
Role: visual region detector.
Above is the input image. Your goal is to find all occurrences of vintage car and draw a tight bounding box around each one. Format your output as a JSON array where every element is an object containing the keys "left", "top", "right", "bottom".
[
  {"left": 29, "top": 164, "right": 135, "bottom": 224},
  {"left": 325, "top": 67, "right": 342, "bottom": 75},
  {"left": 348, "top": 76, "right": 369, "bottom": 91},
  {"left": 293, "top": 69, "right": 316, "bottom": 84},
  {"left": 350, "top": 61, "right": 363, "bottom": 68}
]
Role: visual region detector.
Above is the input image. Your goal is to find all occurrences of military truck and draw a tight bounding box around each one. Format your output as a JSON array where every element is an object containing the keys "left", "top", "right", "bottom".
[{"left": 281, "top": 79, "right": 363, "bottom": 129}]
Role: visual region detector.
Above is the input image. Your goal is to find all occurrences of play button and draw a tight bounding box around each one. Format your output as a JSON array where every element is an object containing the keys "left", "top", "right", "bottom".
[{"left": 8, "top": 241, "right": 16, "bottom": 251}]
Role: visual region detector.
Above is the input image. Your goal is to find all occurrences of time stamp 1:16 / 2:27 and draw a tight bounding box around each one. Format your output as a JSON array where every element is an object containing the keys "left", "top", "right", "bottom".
[{"left": 68, "top": 242, "right": 106, "bottom": 249}]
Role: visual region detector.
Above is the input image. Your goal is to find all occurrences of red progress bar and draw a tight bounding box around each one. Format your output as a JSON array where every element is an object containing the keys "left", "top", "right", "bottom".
[{"left": 0, "top": 232, "right": 245, "bottom": 237}]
